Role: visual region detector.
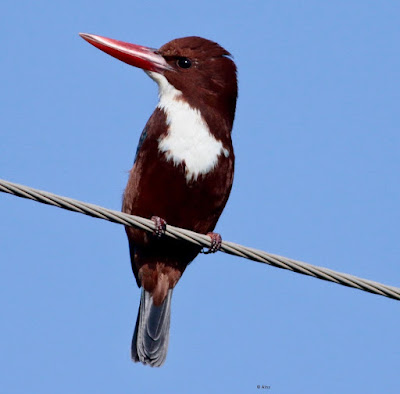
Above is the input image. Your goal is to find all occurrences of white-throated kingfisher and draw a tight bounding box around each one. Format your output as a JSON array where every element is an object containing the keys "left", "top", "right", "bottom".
[{"left": 80, "top": 33, "right": 238, "bottom": 366}]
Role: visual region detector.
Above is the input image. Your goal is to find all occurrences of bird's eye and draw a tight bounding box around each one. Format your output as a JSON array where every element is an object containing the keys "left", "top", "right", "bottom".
[{"left": 176, "top": 57, "right": 192, "bottom": 69}]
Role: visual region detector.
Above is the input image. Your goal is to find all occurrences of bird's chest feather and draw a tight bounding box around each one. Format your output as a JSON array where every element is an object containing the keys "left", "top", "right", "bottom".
[{"left": 154, "top": 79, "right": 229, "bottom": 183}]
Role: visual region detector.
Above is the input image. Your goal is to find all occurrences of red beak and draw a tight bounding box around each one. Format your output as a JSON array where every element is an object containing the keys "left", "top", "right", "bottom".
[{"left": 79, "top": 33, "right": 172, "bottom": 73}]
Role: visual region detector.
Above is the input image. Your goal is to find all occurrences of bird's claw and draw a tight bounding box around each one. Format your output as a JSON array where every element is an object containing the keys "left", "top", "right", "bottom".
[
  {"left": 151, "top": 216, "right": 167, "bottom": 238},
  {"left": 201, "top": 232, "right": 222, "bottom": 254}
]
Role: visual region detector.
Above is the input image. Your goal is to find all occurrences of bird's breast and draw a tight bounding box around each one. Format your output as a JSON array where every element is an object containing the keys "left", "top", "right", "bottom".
[{"left": 154, "top": 75, "right": 230, "bottom": 183}]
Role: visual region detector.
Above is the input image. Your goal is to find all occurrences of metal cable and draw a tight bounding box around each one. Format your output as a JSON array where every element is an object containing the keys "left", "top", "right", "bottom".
[{"left": 1, "top": 178, "right": 399, "bottom": 301}]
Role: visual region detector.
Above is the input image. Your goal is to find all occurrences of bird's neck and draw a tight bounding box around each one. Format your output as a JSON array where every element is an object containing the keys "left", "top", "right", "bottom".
[{"left": 147, "top": 72, "right": 231, "bottom": 183}]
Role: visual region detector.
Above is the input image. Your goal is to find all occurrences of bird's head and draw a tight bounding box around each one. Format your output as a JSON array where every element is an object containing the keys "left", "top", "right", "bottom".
[{"left": 79, "top": 33, "right": 237, "bottom": 128}]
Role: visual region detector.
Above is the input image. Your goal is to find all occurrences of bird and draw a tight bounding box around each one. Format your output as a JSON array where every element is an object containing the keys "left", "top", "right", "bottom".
[{"left": 79, "top": 33, "right": 238, "bottom": 367}]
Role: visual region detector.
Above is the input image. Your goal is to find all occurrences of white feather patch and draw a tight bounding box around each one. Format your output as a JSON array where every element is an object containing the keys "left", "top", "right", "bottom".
[{"left": 147, "top": 71, "right": 229, "bottom": 182}]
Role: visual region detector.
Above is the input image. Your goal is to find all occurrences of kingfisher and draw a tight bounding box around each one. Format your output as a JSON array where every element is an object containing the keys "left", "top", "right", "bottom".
[{"left": 80, "top": 33, "right": 238, "bottom": 366}]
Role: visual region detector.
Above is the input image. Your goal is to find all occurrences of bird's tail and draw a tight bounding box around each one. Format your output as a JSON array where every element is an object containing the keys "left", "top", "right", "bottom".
[{"left": 131, "top": 288, "right": 173, "bottom": 367}]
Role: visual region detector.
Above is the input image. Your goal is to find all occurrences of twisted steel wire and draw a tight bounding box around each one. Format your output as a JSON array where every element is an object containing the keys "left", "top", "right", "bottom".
[{"left": 1, "top": 178, "right": 399, "bottom": 300}]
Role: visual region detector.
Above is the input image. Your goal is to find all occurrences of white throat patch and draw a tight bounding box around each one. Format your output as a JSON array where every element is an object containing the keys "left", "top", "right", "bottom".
[{"left": 147, "top": 71, "right": 229, "bottom": 182}]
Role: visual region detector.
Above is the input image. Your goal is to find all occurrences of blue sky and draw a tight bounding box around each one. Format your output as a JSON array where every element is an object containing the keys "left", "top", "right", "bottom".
[{"left": 1, "top": 1, "right": 399, "bottom": 393}]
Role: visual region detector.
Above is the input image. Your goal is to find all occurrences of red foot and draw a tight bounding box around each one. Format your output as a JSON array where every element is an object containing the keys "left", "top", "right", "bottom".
[
  {"left": 151, "top": 216, "right": 167, "bottom": 238},
  {"left": 202, "top": 232, "right": 222, "bottom": 254}
]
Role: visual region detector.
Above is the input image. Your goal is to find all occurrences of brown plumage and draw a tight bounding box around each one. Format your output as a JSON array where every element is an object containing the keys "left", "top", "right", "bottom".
[{"left": 80, "top": 33, "right": 238, "bottom": 366}]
